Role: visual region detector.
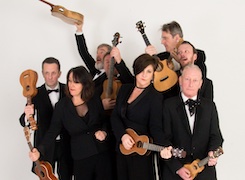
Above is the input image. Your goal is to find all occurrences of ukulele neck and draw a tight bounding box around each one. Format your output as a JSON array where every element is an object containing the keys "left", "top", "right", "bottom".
[
  {"left": 141, "top": 33, "right": 151, "bottom": 46},
  {"left": 198, "top": 156, "right": 210, "bottom": 167},
  {"left": 40, "top": 0, "right": 54, "bottom": 7}
]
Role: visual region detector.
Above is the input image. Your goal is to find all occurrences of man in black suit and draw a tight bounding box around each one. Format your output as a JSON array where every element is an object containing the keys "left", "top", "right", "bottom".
[
  {"left": 176, "top": 41, "right": 213, "bottom": 100},
  {"left": 160, "top": 64, "right": 223, "bottom": 180},
  {"left": 19, "top": 57, "right": 73, "bottom": 180}
]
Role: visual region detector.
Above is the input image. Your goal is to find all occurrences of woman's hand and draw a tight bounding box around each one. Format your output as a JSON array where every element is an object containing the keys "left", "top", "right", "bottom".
[
  {"left": 95, "top": 130, "right": 107, "bottom": 141},
  {"left": 121, "top": 134, "right": 135, "bottom": 150}
]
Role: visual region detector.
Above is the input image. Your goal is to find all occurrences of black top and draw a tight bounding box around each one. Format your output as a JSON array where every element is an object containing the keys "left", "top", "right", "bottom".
[
  {"left": 111, "top": 83, "right": 165, "bottom": 152},
  {"left": 38, "top": 94, "right": 110, "bottom": 160}
]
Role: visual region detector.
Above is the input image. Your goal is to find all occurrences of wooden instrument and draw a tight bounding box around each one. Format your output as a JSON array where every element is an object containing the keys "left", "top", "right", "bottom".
[
  {"left": 120, "top": 128, "right": 186, "bottom": 158},
  {"left": 136, "top": 20, "right": 179, "bottom": 92},
  {"left": 24, "top": 127, "right": 58, "bottom": 180},
  {"left": 184, "top": 147, "right": 224, "bottom": 179},
  {"left": 39, "top": 0, "right": 83, "bottom": 25},
  {"left": 19, "top": 69, "right": 38, "bottom": 130},
  {"left": 101, "top": 32, "right": 122, "bottom": 100}
]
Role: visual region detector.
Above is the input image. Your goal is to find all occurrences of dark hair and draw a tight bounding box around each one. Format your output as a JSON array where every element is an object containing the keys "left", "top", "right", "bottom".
[
  {"left": 133, "top": 54, "right": 159, "bottom": 76},
  {"left": 161, "top": 21, "right": 183, "bottom": 38},
  {"left": 179, "top": 41, "right": 198, "bottom": 54},
  {"left": 42, "top": 57, "right": 60, "bottom": 71},
  {"left": 66, "top": 66, "right": 94, "bottom": 102}
]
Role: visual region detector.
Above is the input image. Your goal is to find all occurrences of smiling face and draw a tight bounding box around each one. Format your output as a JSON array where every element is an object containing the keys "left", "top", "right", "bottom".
[
  {"left": 177, "top": 43, "right": 197, "bottom": 68},
  {"left": 179, "top": 65, "right": 203, "bottom": 98}
]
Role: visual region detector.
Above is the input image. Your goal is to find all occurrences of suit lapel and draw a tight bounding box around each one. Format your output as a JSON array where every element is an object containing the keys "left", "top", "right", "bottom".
[
  {"left": 39, "top": 85, "right": 53, "bottom": 109},
  {"left": 192, "top": 101, "right": 203, "bottom": 135}
]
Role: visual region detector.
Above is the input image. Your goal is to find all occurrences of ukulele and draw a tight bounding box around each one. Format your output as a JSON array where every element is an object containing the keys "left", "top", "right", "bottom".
[
  {"left": 136, "top": 20, "right": 179, "bottom": 92},
  {"left": 39, "top": 0, "right": 83, "bottom": 25},
  {"left": 19, "top": 69, "right": 38, "bottom": 131},
  {"left": 101, "top": 32, "right": 122, "bottom": 100},
  {"left": 120, "top": 128, "right": 186, "bottom": 158},
  {"left": 184, "top": 147, "right": 224, "bottom": 179},
  {"left": 24, "top": 126, "right": 58, "bottom": 180}
]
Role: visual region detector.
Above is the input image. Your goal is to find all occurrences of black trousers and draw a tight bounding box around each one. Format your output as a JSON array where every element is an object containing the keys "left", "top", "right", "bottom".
[
  {"left": 53, "top": 141, "right": 73, "bottom": 180},
  {"left": 116, "top": 152, "right": 156, "bottom": 180},
  {"left": 73, "top": 151, "right": 113, "bottom": 180}
]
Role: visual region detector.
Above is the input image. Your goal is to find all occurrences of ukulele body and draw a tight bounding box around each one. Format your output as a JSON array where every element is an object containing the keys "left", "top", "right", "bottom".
[
  {"left": 51, "top": 5, "right": 83, "bottom": 25},
  {"left": 35, "top": 161, "right": 58, "bottom": 180},
  {"left": 184, "top": 159, "right": 204, "bottom": 179},
  {"left": 101, "top": 79, "right": 122, "bottom": 100},
  {"left": 154, "top": 60, "right": 178, "bottom": 92}
]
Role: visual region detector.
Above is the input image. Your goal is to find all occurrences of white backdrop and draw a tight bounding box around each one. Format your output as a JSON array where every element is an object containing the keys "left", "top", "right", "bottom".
[{"left": 0, "top": 0, "right": 244, "bottom": 179}]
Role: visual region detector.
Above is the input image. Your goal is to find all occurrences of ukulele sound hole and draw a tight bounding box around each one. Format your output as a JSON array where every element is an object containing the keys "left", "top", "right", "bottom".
[
  {"left": 160, "top": 76, "right": 168, "bottom": 82},
  {"left": 26, "top": 85, "right": 30, "bottom": 91},
  {"left": 136, "top": 141, "right": 143, "bottom": 148}
]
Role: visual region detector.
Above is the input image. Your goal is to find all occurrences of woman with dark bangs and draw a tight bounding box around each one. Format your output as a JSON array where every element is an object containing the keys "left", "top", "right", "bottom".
[{"left": 29, "top": 66, "right": 112, "bottom": 180}]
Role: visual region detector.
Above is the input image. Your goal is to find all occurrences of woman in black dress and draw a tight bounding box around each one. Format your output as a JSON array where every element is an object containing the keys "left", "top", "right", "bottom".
[{"left": 111, "top": 53, "right": 165, "bottom": 180}]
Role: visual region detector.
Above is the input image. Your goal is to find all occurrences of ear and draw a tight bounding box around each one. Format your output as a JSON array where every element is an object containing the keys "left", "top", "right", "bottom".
[
  {"left": 193, "top": 53, "right": 197, "bottom": 62},
  {"left": 198, "top": 79, "right": 203, "bottom": 89},
  {"left": 58, "top": 71, "right": 62, "bottom": 78}
]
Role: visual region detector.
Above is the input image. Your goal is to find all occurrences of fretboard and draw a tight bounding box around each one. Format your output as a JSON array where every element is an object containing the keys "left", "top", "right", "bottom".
[
  {"left": 141, "top": 33, "right": 151, "bottom": 46},
  {"left": 142, "top": 142, "right": 163, "bottom": 152}
]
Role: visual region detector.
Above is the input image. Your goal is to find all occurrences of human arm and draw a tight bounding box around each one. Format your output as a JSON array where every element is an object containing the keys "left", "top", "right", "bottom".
[
  {"left": 145, "top": 45, "right": 157, "bottom": 56},
  {"left": 75, "top": 31, "right": 99, "bottom": 77}
]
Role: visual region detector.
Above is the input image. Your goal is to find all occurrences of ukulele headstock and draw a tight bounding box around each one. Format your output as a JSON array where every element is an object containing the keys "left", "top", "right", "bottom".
[
  {"left": 112, "top": 32, "right": 121, "bottom": 47},
  {"left": 172, "top": 148, "right": 187, "bottom": 158},
  {"left": 136, "top": 20, "right": 145, "bottom": 35},
  {"left": 213, "top": 146, "right": 224, "bottom": 158}
]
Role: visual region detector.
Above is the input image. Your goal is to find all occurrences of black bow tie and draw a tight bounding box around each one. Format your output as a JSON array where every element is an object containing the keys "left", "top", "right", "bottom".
[
  {"left": 47, "top": 89, "right": 59, "bottom": 94},
  {"left": 185, "top": 99, "right": 200, "bottom": 116}
]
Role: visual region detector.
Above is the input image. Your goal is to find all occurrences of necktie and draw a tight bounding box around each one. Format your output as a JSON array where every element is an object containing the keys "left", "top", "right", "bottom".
[
  {"left": 47, "top": 89, "right": 59, "bottom": 94},
  {"left": 185, "top": 99, "right": 200, "bottom": 116}
]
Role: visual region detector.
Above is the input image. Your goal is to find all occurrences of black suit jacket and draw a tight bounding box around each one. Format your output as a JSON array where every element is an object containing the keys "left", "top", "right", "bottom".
[
  {"left": 38, "top": 94, "right": 110, "bottom": 160},
  {"left": 161, "top": 95, "right": 223, "bottom": 180},
  {"left": 157, "top": 49, "right": 207, "bottom": 78},
  {"left": 19, "top": 83, "right": 70, "bottom": 163}
]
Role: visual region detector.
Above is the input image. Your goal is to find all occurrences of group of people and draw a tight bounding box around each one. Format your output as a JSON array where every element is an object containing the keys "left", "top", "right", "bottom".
[{"left": 20, "top": 20, "right": 223, "bottom": 180}]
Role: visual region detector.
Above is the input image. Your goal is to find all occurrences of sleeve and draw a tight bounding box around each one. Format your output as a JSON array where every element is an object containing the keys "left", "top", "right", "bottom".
[
  {"left": 75, "top": 33, "right": 100, "bottom": 77},
  {"left": 208, "top": 102, "right": 224, "bottom": 151},
  {"left": 114, "top": 60, "right": 134, "bottom": 84},
  {"left": 162, "top": 101, "right": 183, "bottom": 174},
  {"left": 38, "top": 102, "right": 64, "bottom": 157}
]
